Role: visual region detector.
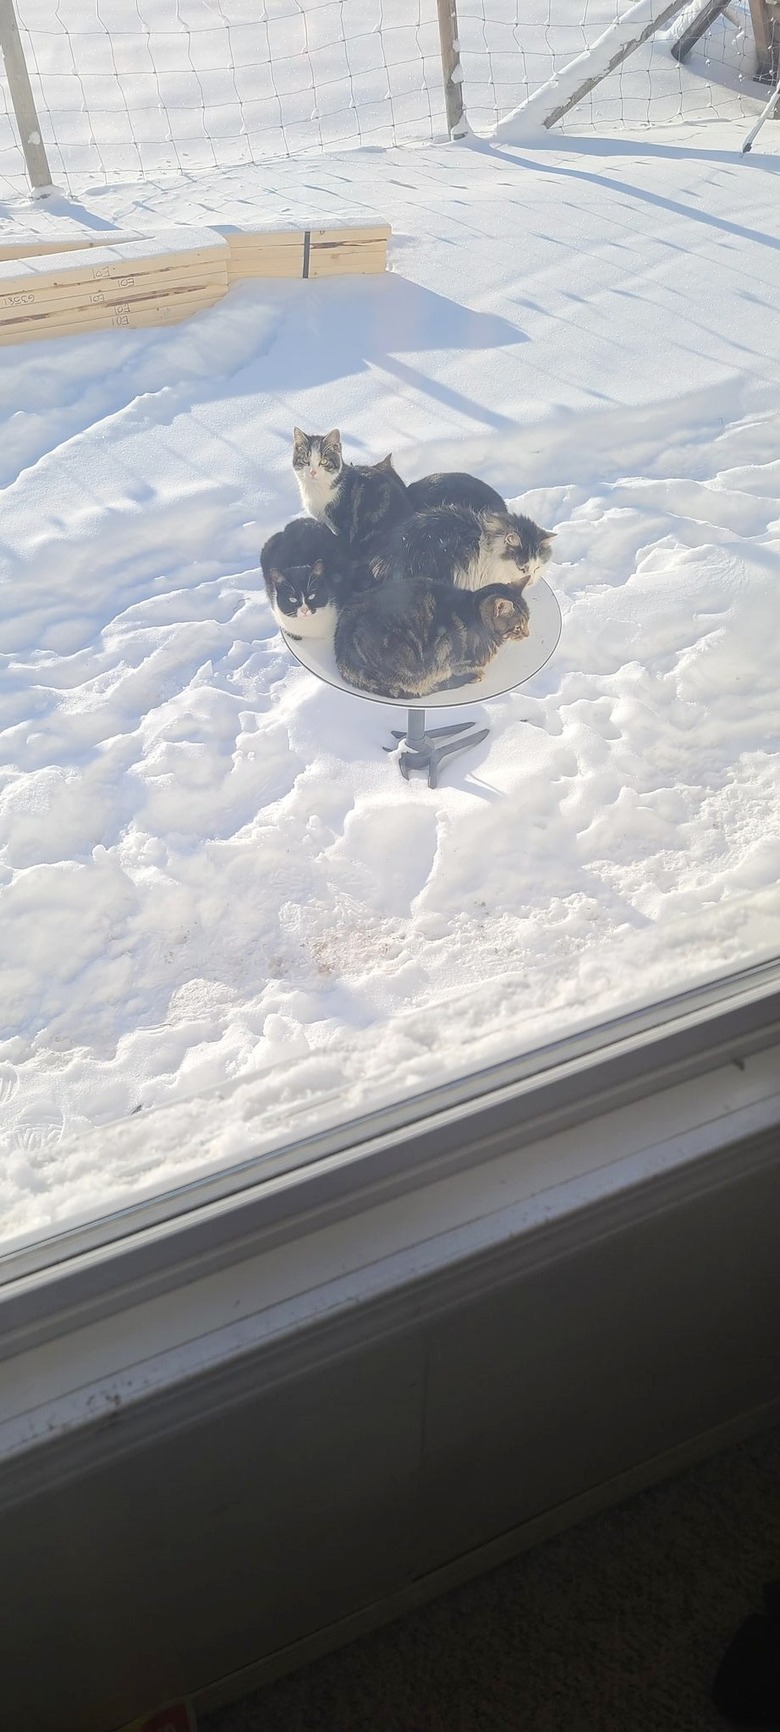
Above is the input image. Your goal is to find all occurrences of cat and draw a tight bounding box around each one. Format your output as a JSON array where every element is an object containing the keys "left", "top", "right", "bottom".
[
  {"left": 370, "top": 503, "right": 555, "bottom": 594},
  {"left": 260, "top": 517, "right": 348, "bottom": 642},
  {"left": 292, "top": 428, "right": 411, "bottom": 560},
  {"left": 334, "top": 576, "right": 530, "bottom": 701},
  {"left": 406, "top": 470, "right": 508, "bottom": 516}
]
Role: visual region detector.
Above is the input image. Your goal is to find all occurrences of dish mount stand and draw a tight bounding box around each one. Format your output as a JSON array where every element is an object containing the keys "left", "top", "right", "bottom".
[{"left": 384, "top": 707, "right": 488, "bottom": 789}]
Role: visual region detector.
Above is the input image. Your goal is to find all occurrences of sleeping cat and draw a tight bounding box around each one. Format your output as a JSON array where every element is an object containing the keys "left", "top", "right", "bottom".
[
  {"left": 292, "top": 428, "right": 410, "bottom": 559},
  {"left": 371, "top": 503, "right": 555, "bottom": 593},
  {"left": 334, "top": 576, "right": 530, "bottom": 700},
  {"left": 407, "top": 471, "right": 508, "bottom": 516},
  {"left": 260, "top": 517, "right": 348, "bottom": 642}
]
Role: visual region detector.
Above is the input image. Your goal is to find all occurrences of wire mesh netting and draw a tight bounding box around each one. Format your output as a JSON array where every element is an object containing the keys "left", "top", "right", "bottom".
[
  {"left": 0, "top": 0, "right": 767, "bottom": 195},
  {"left": 0, "top": 0, "right": 448, "bottom": 190},
  {"left": 457, "top": 0, "right": 761, "bottom": 134}
]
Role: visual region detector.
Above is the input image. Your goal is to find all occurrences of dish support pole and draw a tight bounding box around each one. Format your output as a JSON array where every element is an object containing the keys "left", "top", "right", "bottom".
[{"left": 386, "top": 707, "right": 489, "bottom": 788}]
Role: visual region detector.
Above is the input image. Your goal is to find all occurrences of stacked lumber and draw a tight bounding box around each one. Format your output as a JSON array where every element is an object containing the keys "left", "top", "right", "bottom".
[
  {"left": 0, "top": 217, "right": 392, "bottom": 347},
  {"left": 221, "top": 222, "right": 390, "bottom": 283},
  {"left": 0, "top": 228, "right": 229, "bottom": 346}
]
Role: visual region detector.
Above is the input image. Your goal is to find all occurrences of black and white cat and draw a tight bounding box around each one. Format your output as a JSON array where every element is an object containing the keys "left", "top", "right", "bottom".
[
  {"left": 260, "top": 517, "right": 347, "bottom": 642},
  {"left": 334, "top": 576, "right": 530, "bottom": 701},
  {"left": 292, "top": 427, "right": 410, "bottom": 559},
  {"left": 406, "top": 471, "right": 508, "bottom": 516},
  {"left": 371, "top": 503, "right": 555, "bottom": 593}
]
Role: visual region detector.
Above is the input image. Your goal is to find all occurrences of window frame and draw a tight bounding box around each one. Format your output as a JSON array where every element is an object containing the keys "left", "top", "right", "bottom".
[{"left": 1, "top": 954, "right": 779, "bottom": 1362}]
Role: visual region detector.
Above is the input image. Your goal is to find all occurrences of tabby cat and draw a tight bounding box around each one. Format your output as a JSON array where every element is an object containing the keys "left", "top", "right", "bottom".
[
  {"left": 260, "top": 517, "right": 347, "bottom": 641},
  {"left": 334, "top": 576, "right": 530, "bottom": 701},
  {"left": 292, "top": 428, "right": 410, "bottom": 560},
  {"left": 371, "top": 503, "right": 555, "bottom": 593},
  {"left": 406, "top": 470, "right": 508, "bottom": 516}
]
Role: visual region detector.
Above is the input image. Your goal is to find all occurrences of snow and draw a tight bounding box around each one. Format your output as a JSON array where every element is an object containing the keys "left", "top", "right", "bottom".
[{"left": 1, "top": 127, "right": 780, "bottom": 1246}]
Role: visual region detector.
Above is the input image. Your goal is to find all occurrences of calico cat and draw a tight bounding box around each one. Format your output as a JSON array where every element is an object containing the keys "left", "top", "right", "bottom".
[
  {"left": 292, "top": 428, "right": 410, "bottom": 559},
  {"left": 407, "top": 471, "right": 508, "bottom": 516},
  {"left": 260, "top": 517, "right": 347, "bottom": 641},
  {"left": 334, "top": 577, "right": 530, "bottom": 701},
  {"left": 371, "top": 503, "right": 555, "bottom": 593}
]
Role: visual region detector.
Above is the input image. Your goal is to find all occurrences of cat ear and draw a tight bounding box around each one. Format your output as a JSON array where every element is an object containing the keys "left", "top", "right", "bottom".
[
  {"left": 375, "top": 453, "right": 394, "bottom": 472},
  {"left": 481, "top": 591, "right": 528, "bottom": 632},
  {"left": 293, "top": 427, "right": 308, "bottom": 446},
  {"left": 310, "top": 559, "right": 325, "bottom": 577},
  {"left": 323, "top": 428, "right": 341, "bottom": 449},
  {"left": 541, "top": 529, "right": 556, "bottom": 544},
  {"left": 505, "top": 530, "right": 522, "bottom": 549},
  {"left": 270, "top": 568, "right": 284, "bottom": 584},
  {"left": 481, "top": 592, "right": 515, "bottom": 624}
]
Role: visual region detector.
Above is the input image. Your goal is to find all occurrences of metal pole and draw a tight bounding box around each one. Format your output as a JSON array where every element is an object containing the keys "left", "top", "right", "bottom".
[
  {"left": 435, "top": 0, "right": 468, "bottom": 138},
  {"left": 0, "top": 0, "right": 54, "bottom": 195},
  {"left": 406, "top": 709, "right": 427, "bottom": 749},
  {"left": 742, "top": 65, "right": 780, "bottom": 150}
]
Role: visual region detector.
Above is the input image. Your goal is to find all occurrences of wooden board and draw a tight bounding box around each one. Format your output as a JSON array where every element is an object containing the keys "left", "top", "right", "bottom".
[
  {"left": 747, "top": 0, "right": 780, "bottom": 76},
  {"left": 308, "top": 243, "right": 388, "bottom": 278},
  {"left": 228, "top": 252, "right": 303, "bottom": 281},
  {"left": 0, "top": 230, "right": 228, "bottom": 296},
  {"left": 0, "top": 263, "right": 228, "bottom": 318},
  {"left": 312, "top": 224, "right": 390, "bottom": 246},
  {"left": 221, "top": 221, "right": 389, "bottom": 247},
  {"left": 0, "top": 287, "right": 223, "bottom": 345},
  {"left": 0, "top": 292, "right": 225, "bottom": 339},
  {"left": 0, "top": 231, "right": 140, "bottom": 262},
  {"left": 0, "top": 247, "right": 227, "bottom": 295},
  {"left": 226, "top": 242, "right": 304, "bottom": 281},
  {"left": 225, "top": 231, "right": 304, "bottom": 252},
  {"left": 223, "top": 223, "right": 389, "bottom": 281}
]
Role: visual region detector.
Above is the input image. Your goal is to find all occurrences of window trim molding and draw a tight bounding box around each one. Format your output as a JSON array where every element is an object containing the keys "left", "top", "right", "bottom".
[
  {"left": 1, "top": 1048, "right": 778, "bottom": 1513},
  {"left": 1, "top": 956, "right": 779, "bottom": 1361}
]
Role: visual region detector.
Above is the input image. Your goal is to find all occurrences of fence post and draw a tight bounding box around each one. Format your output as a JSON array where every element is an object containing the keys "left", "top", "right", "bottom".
[
  {"left": 0, "top": 0, "right": 54, "bottom": 194},
  {"left": 436, "top": 0, "right": 468, "bottom": 137}
]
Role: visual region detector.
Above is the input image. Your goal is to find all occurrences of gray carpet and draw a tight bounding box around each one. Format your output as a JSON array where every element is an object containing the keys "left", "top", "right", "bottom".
[{"left": 204, "top": 1424, "right": 780, "bottom": 1732}]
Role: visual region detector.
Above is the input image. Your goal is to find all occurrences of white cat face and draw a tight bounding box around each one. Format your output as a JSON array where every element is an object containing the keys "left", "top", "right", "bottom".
[
  {"left": 293, "top": 428, "right": 343, "bottom": 519},
  {"left": 482, "top": 514, "right": 555, "bottom": 590}
]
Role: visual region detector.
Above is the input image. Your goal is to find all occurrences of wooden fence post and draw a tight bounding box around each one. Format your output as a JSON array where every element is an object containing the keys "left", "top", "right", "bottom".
[
  {"left": 747, "top": 0, "right": 779, "bottom": 81},
  {"left": 0, "top": 0, "right": 54, "bottom": 194},
  {"left": 436, "top": 0, "right": 468, "bottom": 137}
]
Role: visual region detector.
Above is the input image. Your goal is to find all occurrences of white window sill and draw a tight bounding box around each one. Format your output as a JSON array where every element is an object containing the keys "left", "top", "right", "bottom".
[{"left": 2, "top": 1034, "right": 778, "bottom": 1509}]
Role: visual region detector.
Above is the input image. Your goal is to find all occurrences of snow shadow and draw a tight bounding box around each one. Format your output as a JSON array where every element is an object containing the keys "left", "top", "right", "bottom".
[
  {"left": 512, "top": 135, "right": 780, "bottom": 172},
  {"left": 234, "top": 270, "right": 529, "bottom": 393},
  {"left": 489, "top": 146, "right": 780, "bottom": 253}
]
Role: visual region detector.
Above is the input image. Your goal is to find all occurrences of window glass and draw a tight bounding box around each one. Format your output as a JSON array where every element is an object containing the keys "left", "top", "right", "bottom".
[{"left": 1, "top": 2, "right": 779, "bottom": 1261}]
